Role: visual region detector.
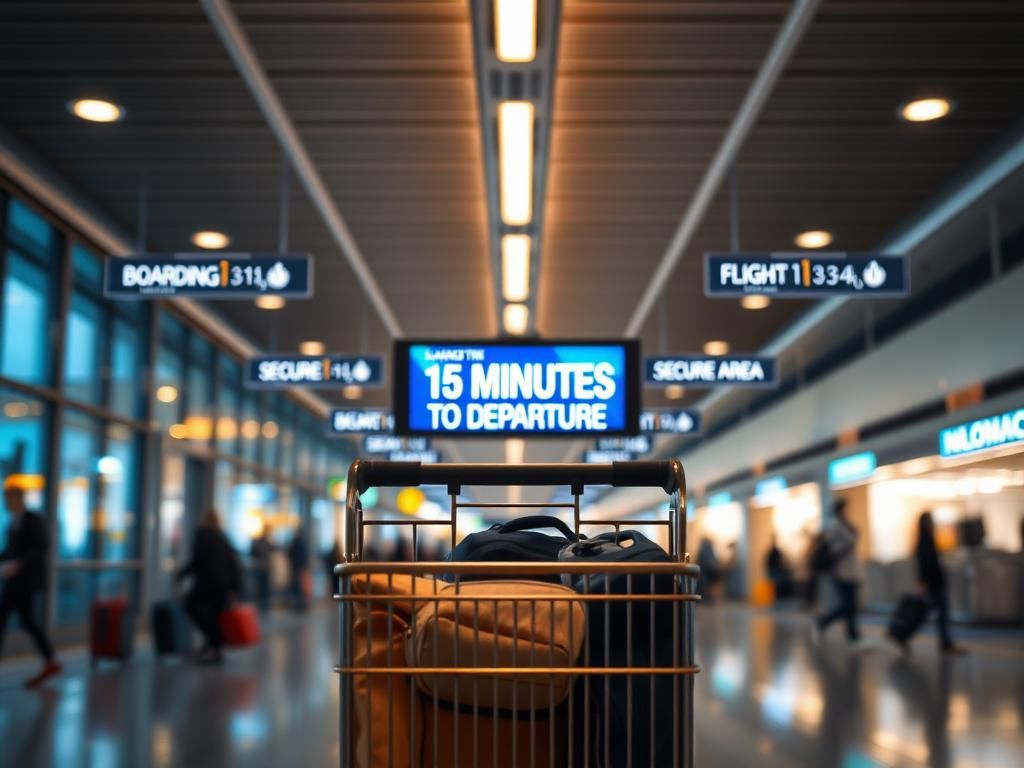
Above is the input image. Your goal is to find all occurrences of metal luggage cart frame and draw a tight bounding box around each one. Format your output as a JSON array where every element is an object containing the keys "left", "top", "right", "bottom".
[{"left": 335, "top": 460, "right": 700, "bottom": 768}]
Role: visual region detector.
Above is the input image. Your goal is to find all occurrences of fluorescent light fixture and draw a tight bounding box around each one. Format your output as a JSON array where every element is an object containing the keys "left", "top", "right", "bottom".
[
  {"left": 740, "top": 294, "right": 771, "bottom": 310},
  {"left": 298, "top": 340, "right": 325, "bottom": 356},
  {"left": 794, "top": 230, "right": 833, "bottom": 249},
  {"left": 901, "top": 97, "right": 952, "bottom": 123},
  {"left": 342, "top": 385, "right": 363, "bottom": 400},
  {"left": 191, "top": 230, "right": 230, "bottom": 249},
  {"left": 254, "top": 295, "right": 286, "bottom": 310},
  {"left": 68, "top": 98, "right": 124, "bottom": 123},
  {"left": 665, "top": 385, "right": 686, "bottom": 400},
  {"left": 499, "top": 101, "right": 534, "bottom": 226},
  {"left": 703, "top": 340, "right": 730, "bottom": 356},
  {"left": 503, "top": 303, "right": 529, "bottom": 335},
  {"left": 495, "top": 0, "right": 537, "bottom": 63},
  {"left": 155, "top": 385, "right": 179, "bottom": 403},
  {"left": 501, "top": 234, "right": 531, "bottom": 302}
]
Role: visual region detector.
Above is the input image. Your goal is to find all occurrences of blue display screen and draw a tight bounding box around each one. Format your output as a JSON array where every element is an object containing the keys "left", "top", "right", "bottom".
[{"left": 394, "top": 340, "right": 639, "bottom": 436}]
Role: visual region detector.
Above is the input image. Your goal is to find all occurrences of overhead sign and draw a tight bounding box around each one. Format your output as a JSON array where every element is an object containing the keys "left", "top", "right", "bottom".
[
  {"left": 393, "top": 340, "right": 640, "bottom": 437},
  {"left": 640, "top": 409, "right": 701, "bottom": 435},
  {"left": 328, "top": 409, "right": 394, "bottom": 435},
  {"left": 388, "top": 449, "right": 441, "bottom": 463},
  {"left": 363, "top": 436, "right": 430, "bottom": 455},
  {"left": 754, "top": 476, "right": 787, "bottom": 500},
  {"left": 705, "top": 253, "right": 908, "bottom": 298},
  {"left": 646, "top": 356, "right": 776, "bottom": 388},
  {"left": 245, "top": 355, "right": 383, "bottom": 389},
  {"left": 104, "top": 253, "right": 313, "bottom": 299},
  {"left": 584, "top": 449, "right": 636, "bottom": 463},
  {"left": 939, "top": 407, "right": 1024, "bottom": 458},
  {"left": 828, "top": 451, "right": 877, "bottom": 486},
  {"left": 596, "top": 435, "right": 651, "bottom": 454}
]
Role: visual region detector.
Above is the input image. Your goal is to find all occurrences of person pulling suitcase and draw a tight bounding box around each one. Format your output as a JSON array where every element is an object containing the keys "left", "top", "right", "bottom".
[{"left": 888, "top": 511, "right": 967, "bottom": 656}]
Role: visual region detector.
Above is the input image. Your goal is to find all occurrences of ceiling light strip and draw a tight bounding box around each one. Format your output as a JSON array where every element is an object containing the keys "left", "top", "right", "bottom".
[
  {"left": 200, "top": 0, "right": 402, "bottom": 338},
  {"left": 623, "top": 0, "right": 823, "bottom": 337}
]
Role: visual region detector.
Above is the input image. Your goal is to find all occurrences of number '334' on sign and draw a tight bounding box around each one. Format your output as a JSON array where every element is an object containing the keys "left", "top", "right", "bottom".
[{"left": 704, "top": 253, "right": 908, "bottom": 298}]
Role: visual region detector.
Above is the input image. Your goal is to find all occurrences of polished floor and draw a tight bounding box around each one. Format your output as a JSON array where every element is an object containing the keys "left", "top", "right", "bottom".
[{"left": 1, "top": 604, "right": 1022, "bottom": 768}]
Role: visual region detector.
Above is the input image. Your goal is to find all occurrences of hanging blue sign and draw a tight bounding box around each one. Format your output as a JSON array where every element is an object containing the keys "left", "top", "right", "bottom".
[
  {"left": 363, "top": 436, "right": 430, "bottom": 455},
  {"left": 328, "top": 409, "right": 393, "bottom": 435},
  {"left": 584, "top": 449, "right": 636, "bottom": 463},
  {"left": 939, "top": 407, "right": 1024, "bottom": 458},
  {"left": 596, "top": 435, "right": 651, "bottom": 454},
  {"left": 645, "top": 356, "right": 776, "bottom": 388},
  {"left": 393, "top": 339, "right": 640, "bottom": 437},
  {"left": 639, "top": 409, "right": 702, "bottom": 435},
  {"left": 245, "top": 355, "right": 383, "bottom": 389},
  {"left": 705, "top": 253, "right": 908, "bottom": 298},
  {"left": 388, "top": 449, "right": 441, "bottom": 463},
  {"left": 828, "top": 452, "right": 877, "bottom": 486},
  {"left": 104, "top": 253, "right": 313, "bottom": 299}
]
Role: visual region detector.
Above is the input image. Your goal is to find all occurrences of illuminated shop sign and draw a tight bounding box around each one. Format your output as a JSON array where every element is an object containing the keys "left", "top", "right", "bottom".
[
  {"left": 639, "top": 409, "right": 701, "bottom": 435},
  {"left": 584, "top": 449, "right": 636, "bottom": 463},
  {"left": 708, "top": 491, "right": 733, "bottom": 507},
  {"left": 104, "top": 253, "right": 313, "bottom": 299},
  {"left": 596, "top": 435, "right": 651, "bottom": 454},
  {"left": 645, "top": 356, "right": 776, "bottom": 388},
  {"left": 363, "top": 436, "right": 430, "bottom": 455},
  {"left": 393, "top": 340, "right": 640, "bottom": 437},
  {"left": 705, "top": 253, "right": 908, "bottom": 298},
  {"left": 828, "top": 452, "right": 877, "bottom": 486},
  {"left": 245, "top": 355, "right": 382, "bottom": 389},
  {"left": 939, "top": 407, "right": 1024, "bottom": 458},
  {"left": 754, "top": 476, "right": 787, "bottom": 500},
  {"left": 328, "top": 410, "right": 393, "bottom": 435}
]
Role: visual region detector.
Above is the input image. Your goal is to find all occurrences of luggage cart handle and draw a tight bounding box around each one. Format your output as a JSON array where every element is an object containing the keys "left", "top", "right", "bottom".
[
  {"left": 349, "top": 460, "right": 683, "bottom": 494},
  {"left": 343, "top": 459, "right": 688, "bottom": 562}
]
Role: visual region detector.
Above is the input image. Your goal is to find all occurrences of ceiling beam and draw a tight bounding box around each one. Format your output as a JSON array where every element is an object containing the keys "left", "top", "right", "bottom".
[
  {"left": 623, "top": 0, "right": 822, "bottom": 337},
  {"left": 200, "top": 0, "right": 403, "bottom": 338}
]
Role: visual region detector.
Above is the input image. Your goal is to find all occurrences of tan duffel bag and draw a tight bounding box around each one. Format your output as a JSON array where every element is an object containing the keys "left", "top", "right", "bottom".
[{"left": 406, "top": 579, "right": 586, "bottom": 711}]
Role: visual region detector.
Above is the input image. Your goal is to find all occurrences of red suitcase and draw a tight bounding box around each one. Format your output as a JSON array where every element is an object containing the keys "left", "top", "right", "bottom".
[
  {"left": 219, "top": 604, "right": 261, "bottom": 647},
  {"left": 89, "top": 597, "right": 135, "bottom": 665}
]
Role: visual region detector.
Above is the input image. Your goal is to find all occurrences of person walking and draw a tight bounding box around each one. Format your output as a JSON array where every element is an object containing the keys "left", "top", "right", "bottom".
[
  {"left": 287, "top": 525, "right": 310, "bottom": 612},
  {"left": 249, "top": 527, "right": 273, "bottom": 615},
  {"left": 892, "top": 512, "right": 967, "bottom": 656},
  {"left": 812, "top": 499, "right": 862, "bottom": 646},
  {"left": 177, "top": 509, "right": 241, "bottom": 665},
  {"left": 0, "top": 482, "right": 62, "bottom": 686}
]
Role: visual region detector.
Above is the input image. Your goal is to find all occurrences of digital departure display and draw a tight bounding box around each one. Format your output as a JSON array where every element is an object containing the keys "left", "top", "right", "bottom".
[{"left": 393, "top": 339, "right": 640, "bottom": 437}]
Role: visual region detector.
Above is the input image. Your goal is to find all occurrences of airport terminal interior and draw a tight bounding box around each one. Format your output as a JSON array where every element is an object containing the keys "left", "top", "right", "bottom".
[{"left": 1, "top": 1, "right": 1024, "bottom": 767}]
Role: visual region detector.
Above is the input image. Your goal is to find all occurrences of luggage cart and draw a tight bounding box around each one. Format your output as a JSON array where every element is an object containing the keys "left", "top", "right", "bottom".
[{"left": 335, "top": 460, "right": 699, "bottom": 768}]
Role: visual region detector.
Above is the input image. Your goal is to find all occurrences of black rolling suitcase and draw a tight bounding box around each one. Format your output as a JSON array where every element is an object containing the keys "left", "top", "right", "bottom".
[
  {"left": 888, "top": 594, "right": 929, "bottom": 642},
  {"left": 151, "top": 599, "right": 193, "bottom": 657}
]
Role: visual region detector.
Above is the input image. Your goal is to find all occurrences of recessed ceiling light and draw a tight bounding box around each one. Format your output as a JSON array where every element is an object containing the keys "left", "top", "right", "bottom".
[
  {"left": 191, "top": 230, "right": 230, "bottom": 249},
  {"left": 665, "top": 385, "right": 686, "bottom": 400},
  {"left": 342, "top": 385, "right": 363, "bottom": 400},
  {"left": 155, "top": 385, "right": 179, "bottom": 403},
  {"left": 703, "top": 340, "right": 730, "bottom": 356},
  {"left": 901, "top": 97, "right": 952, "bottom": 123},
  {"left": 794, "top": 230, "right": 833, "bottom": 249},
  {"left": 168, "top": 423, "right": 188, "bottom": 440},
  {"left": 254, "top": 296, "right": 285, "bottom": 310},
  {"left": 299, "top": 340, "right": 325, "bottom": 356},
  {"left": 740, "top": 295, "right": 771, "bottom": 310},
  {"left": 68, "top": 98, "right": 124, "bottom": 123},
  {"left": 503, "top": 303, "right": 529, "bottom": 335},
  {"left": 261, "top": 421, "right": 279, "bottom": 439},
  {"left": 495, "top": 0, "right": 537, "bottom": 63}
]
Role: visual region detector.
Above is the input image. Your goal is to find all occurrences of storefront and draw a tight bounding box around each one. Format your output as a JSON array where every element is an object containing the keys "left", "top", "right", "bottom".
[{"left": 746, "top": 480, "right": 824, "bottom": 603}]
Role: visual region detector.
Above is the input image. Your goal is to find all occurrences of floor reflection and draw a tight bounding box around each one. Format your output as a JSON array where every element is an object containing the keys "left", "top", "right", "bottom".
[{"left": 0, "top": 605, "right": 1021, "bottom": 767}]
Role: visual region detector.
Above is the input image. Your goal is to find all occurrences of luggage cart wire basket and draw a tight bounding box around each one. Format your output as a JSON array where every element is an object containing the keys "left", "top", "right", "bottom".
[{"left": 335, "top": 460, "right": 699, "bottom": 768}]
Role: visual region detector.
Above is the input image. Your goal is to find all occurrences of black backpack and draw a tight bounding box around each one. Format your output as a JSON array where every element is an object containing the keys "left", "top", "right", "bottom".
[
  {"left": 558, "top": 531, "right": 680, "bottom": 767},
  {"left": 445, "top": 515, "right": 580, "bottom": 582}
]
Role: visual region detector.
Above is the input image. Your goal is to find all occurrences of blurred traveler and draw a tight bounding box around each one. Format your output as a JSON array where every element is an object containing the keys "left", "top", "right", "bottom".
[
  {"left": 0, "top": 483, "right": 62, "bottom": 686},
  {"left": 178, "top": 509, "right": 241, "bottom": 665},
  {"left": 322, "top": 539, "right": 343, "bottom": 597},
  {"left": 812, "top": 500, "right": 862, "bottom": 646},
  {"left": 249, "top": 527, "right": 273, "bottom": 614},
  {"left": 892, "top": 512, "right": 967, "bottom": 656},
  {"left": 288, "top": 525, "right": 310, "bottom": 612},
  {"left": 695, "top": 538, "right": 721, "bottom": 601},
  {"left": 765, "top": 536, "right": 794, "bottom": 599}
]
